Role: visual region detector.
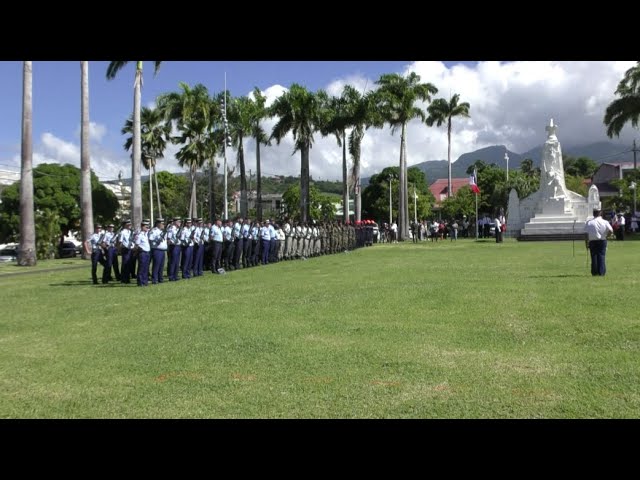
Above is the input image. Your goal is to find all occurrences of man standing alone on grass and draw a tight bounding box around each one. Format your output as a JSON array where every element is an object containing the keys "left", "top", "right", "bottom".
[{"left": 585, "top": 208, "right": 613, "bottom": 277}]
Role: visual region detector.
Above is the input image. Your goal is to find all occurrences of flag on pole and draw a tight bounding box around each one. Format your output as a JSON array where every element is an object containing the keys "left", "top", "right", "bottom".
[{"left": 469, "top": 169, "right": 480, "bottom": 194}]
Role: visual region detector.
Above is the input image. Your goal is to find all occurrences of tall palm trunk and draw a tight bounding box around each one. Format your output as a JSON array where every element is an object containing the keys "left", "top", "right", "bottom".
[
  {"left": 80, "top": 61, "right": 93, "bottom": 260},
  {"left": 354, "top": 159, "right": 361, "bottom": 222},
  {"left": 256, "top": 139, "right": 262, "bottom": 221},
  {"left": 398, "top": 123, "right": 407, "bottom": 241},
  {"left": 19, "top": 61, "right": 36, "bottom": 266},
  {"left": 447, "top": 118, "right": 452, "bottom": 198},
  {"left": 149, "top": 166, "right": 154, "bottom": 223},
  {"left": 189, "top": 166, "right": 197, "bottom": 218},
  {"left": 301, "top": 143, "right": 310, "bottom": 223},
  {"left": 154, "top": 163, "right": 162, "bottom": 219},
  {"left": 208, "top": 160, "right": 215, "bottom": 220},
  {"left": 239, "top": 138, "right": 247, "bottom": 217},
  {"left": 131, "top": 63, "right": 143, "bottom": 228},
  {"left": 342, "top": 130, "right": 349, "bottom": 223}
]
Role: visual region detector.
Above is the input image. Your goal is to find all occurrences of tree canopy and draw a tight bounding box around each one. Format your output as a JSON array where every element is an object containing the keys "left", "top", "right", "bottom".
[{"left": 0, "top": 163, "right": 118, "bottom": 242}]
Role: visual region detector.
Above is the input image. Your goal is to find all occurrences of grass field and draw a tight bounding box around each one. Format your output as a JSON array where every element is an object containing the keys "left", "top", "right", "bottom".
[{"left": 1, "top": 238, "right": 638, "bottom": 418}]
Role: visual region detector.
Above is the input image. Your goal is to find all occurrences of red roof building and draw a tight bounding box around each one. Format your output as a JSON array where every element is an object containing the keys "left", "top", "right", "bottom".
[{"left": 429, "top": 178, "right": 470, "bottom": 204}]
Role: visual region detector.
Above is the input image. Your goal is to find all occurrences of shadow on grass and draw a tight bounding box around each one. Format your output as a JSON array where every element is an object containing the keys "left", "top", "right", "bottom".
[
  {"left": 528, "top": 274, "right": 586, "bottom": 278},
  {"left": 49, "top": 280, "right": 132, "bottom": 287}
]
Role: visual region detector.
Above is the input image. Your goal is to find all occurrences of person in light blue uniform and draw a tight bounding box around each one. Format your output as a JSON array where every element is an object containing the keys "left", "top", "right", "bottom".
[
  {"left": 84, "top": 223, "right": 104, "bottom": 285},
  {"left": 149, "top": 218, "right": 167, "bottom": 284},
  {"left": 119, "top": 220, "right": 133, "bottom": 284},
  {"left": 101, "top": 223, "right": 118, "bottom": 284},
  {"left": 167, "top": 217, "right": 182, "bottom": 281},
  {"left": 192, "top": 218, "right": 205, "bottom": 276},
  {"left": 250, "top": 221, "right": 260, "bottom": 267},
  {"left": 180, "top": 218, "right": 193, "bottom": 279},
  {"left": 135, "top": 221, "right": 151, "bottom": 286},
  {"left": 232, "top": 217, "right": 243, "bottom": 270},
  {"left": 260, "top": 219, "right": 272, "bottom": 265},
  {"left": 223, "top": 220, "right": 234, "bottom": 270},
  {"left": 242, "top": 217, "right": 252, "bottom": 268},
  {"left": 210, "top": 219, "right": 224, "bottom": 273}
]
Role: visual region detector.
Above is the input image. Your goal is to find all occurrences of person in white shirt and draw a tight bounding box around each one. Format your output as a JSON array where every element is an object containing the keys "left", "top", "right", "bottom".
[
  {"left": 494, "top": 215, "right": 503, "bottom": 243},
  {"left": 585, "top": 208, "right": 614, "bottom": 276},
  {"left": 391, "top": 222, "right": 398, "bottom": 243}
]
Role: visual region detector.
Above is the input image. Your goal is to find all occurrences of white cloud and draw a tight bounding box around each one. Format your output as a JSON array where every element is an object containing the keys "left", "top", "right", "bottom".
[{"left": 73, "top": 121, "right": 108, "bottom": 142}]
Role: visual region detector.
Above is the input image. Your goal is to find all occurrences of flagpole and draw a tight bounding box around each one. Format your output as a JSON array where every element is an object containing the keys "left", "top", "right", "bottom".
[
  {"left": 475, "top": 191, "right": 478, "bottom": 240},
  {"left": 474, "top": 168, "right": 479, "bottom": 240},
  {"left": 414, "top": 186, "right": 417, "bottom": 224}
]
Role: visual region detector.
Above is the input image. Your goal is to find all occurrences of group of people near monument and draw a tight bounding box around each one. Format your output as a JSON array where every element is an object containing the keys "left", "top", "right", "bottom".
[{"left": 84, "top": 217, "right": 375, "bottom": 286}]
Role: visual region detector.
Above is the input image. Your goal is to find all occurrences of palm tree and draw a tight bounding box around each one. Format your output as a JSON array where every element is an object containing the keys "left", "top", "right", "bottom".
[
  {"left": 227, "top": 95, "right": 253, "bottom": 217},
  {"left": 18, "top": 61, "right": 36, "bottom": 266},
  {"left": 426, "top": 93, "right": 471, "bottom": 200},
  {"left": 157, "top": 82, "right": 212, "bottom": 218},
  {"left": 375, "top": 72, "right": 437, "bottom": 240},
  {"left": 80, "top": 61, "right": 93, "bottom": 261},
  {"left": 122, "top": 106, "right": 171, "bottom": 222},
  {"left": 270, "top": 84, "right": 326, "bottom": 223},
  {"left": 320, "top": 91, "right": 351, "bottom": 223},
  {"left": 347, "top": 88, "right": 381, "bottom": 222},
  {"left": 106, "top": 61, "right": 162, "bottom": 227},
  {"left": 604, "top": 61, "right": 640, "bottom": 138},
  {"left": 249, "top": 88, "right": 270, "bottom": 221}
]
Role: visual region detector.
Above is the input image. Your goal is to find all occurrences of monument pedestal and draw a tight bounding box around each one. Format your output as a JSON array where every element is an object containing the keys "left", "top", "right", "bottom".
[{"left": 507, "top": 119, "right": 601, "bottom": 241}]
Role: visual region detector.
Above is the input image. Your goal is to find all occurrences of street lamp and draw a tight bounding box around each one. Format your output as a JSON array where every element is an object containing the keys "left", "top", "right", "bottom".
[{"left": 504, "top": 151, "right": 509, "bottom": 182}]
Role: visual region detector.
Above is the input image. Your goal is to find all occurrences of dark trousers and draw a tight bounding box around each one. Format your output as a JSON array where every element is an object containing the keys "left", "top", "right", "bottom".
[
  {"left": 243, "top": 238, "right": 252, "bottom": 267},
  {"left": 152, "top": 249, "right": 166, "bottom": 284},
  {"left": 589, "top": 240, "right": 607, "bottom": 276},
  {"left": 261, "top": 239, "right": 270, "bottom": 264},
  {"left": 102, "top": 247, "right": 118, "bottom": 283},
  {"left": 91, "top": 250, "right": 104, "bottom": 284},
  {"left": 212, "top": 241, "right": 223, "bottom": 271},
  {"left": 251, "top": 240, "right": 260, "bottom": 265},
  {"left": 233, "top": 239, "right": 243, "bottom": 268},
  {"left": 137, "top": 251, "right": 150, "bottom": 286},
  {"left": 120, "top": 248, "right": 132, "bottom": 283},
  {"left": 224, "top": 241, "right": 234, "bottom": 269},
  {"left": 181, "top": 245, "right": 193, "bottom": 279},
  {"left": 194, "top": 244, "right": 204, "bottom": 275},
  {"left": 169, "top": 245, "right": 181, "bottom": 281}
]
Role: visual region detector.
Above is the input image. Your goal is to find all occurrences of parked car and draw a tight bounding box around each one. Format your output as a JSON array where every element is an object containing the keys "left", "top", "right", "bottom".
[
  {"left": 0, "top": 243, "right": 18, "bottom": 263},
  {"left": 58, "top": 241, "right": 79, "bottom": 258}
]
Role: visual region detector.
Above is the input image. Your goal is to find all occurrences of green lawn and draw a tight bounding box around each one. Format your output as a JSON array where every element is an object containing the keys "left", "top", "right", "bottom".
[{"left": 1, "top": 238, "right": 638, "bottom": 418}]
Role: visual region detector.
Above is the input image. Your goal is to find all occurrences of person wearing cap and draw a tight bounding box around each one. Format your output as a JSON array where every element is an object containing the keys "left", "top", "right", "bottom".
[
  {"left": 167, "top": 217, "right": 182, "bottom": 281},
  {"left": 102, "top": 223, "right": 119, "bottom": 283},
  {"left": 210, "top": 218, "right": 224, "bottom": 273},
  {"left": 260, "top": 219, "right": 271, "bottom": 265},
  {"left": 119, "top": 220, "right": 133, "bottom": 284},
  {"left": 180, "top": 218, "right": 193, "bottom": 279},
  {"left": 84, "top": 223, "right": 104, "bottom": 285},
  {"left": 614, "top": 213, "right": 626, "bottom": 241},
  {"left": 192, "top": 218, "right": 204, "bottom": 276},
  {"left": 585, "top": 208, "right": 614, "bottom": 276},
  {"left": 135, "top": 221, "right": 151, "bottom": 286},
  {"left": 242, "top": 217, "right": 252, "bottom": 268},
  {"left": 149, "top": 218, "right": 168, "bottom": 284}
]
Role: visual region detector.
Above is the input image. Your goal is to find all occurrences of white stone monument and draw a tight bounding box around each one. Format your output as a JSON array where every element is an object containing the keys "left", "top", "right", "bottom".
[{"left": 507, "top": 119, "right": 601, "bottom": 239}]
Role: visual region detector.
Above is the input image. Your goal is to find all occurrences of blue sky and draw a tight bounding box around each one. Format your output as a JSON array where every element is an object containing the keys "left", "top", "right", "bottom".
[{"left": 0, "top": 61, "right": 636, "bottom": 182}]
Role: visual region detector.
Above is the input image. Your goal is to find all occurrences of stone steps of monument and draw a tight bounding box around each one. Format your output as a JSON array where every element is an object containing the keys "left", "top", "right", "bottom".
[
  {"left": 522, "top": 223, "right": 585, "bottom": 231},
  {"left": 518, "top": 233, "right": 585, "bottom": 241},
  {"left": 528, "top": 215, "right": 580, "bottom": 222}
]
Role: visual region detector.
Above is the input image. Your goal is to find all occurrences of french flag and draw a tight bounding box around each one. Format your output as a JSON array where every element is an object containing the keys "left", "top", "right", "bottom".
[{"left": 469, "top": 169, "right": 480, "bottom": 194}]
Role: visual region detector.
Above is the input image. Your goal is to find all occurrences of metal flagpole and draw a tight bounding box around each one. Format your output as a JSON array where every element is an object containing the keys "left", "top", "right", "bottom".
[
  {"left": 414, "top": 186, "right": 417, "bottom": 224},
  {"left": 223, "top": 72, "right": 228, "bottom": 220}
]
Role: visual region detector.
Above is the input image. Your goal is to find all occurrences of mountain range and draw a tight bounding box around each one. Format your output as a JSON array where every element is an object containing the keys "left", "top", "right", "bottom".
[{"left": 362, "top": 141, "right": 636, "bottom": 187}]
